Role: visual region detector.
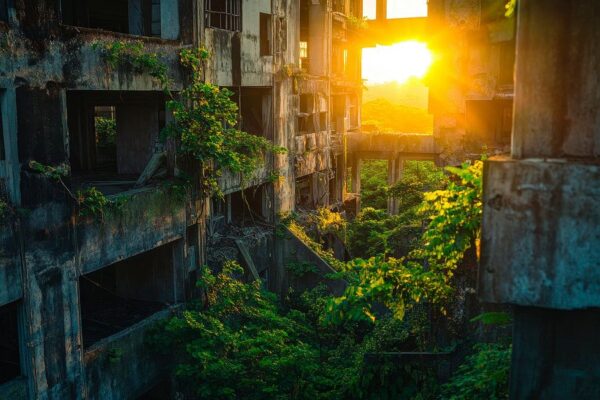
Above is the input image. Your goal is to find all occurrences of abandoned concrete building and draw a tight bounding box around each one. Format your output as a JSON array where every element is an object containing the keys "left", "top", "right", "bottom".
[{"left": 0, "top": 0, "right": 595, "bottom": 399}]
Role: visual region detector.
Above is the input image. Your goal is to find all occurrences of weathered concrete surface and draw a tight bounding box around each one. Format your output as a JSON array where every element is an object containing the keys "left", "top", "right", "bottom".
[
  {"left": 77, "top": 188, "right": 187, "bottom": 275},
  {"left": 84, "top": 308, "right": 174, "bottom": 400},
  {"left": 480, "top": 157, "right": 600, "bottom": 309}
]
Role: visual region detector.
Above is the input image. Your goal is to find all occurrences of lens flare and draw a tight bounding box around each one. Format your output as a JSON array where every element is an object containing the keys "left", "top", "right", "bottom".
[{"left": 362, "top": 41, "right": 433, "bottom": 85}]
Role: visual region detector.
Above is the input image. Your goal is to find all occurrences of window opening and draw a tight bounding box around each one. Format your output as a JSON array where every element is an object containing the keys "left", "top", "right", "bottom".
[
  {"left": 79, "top": 243, "right": 176, "bottom": 348},
  {"left": 260, "top": 13, "right": 272, "bottom": 56},
  {"left": 67, "top": 91, "right": 166, "bottom": 195},
  {"left": 0, "top": 301, "right": 22, "bottom": 384},
  {"left": 204, "top": 0, "right": 241, "bottom": 31}
]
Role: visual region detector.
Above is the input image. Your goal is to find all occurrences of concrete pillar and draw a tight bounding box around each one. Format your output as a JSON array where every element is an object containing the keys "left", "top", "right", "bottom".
[
  {"left": 0, "top": 88, "right": 20, "bottom": 205},
  {"left": 480, "top": 1, "right": 600, "bottom": 397},
  {"left": 350, "top": 156, "right": 361, "bottom": 212},
  {"left": 387, "top": 156, "right": 404, "bottom": 215},
  {"left": 308, "top": 2, "right": 327, "bottom": 76}
]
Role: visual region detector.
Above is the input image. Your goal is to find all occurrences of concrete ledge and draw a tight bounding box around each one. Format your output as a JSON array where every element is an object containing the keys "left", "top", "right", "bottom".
[
  {"left": 77, "top": 188, "right": 186, "bottom": 275},
  {"left": 84, "top": 308, "right": 175, "bottom": 400},
  {"left": 480, "top": 157, "right": 600, "bottom": 308}
]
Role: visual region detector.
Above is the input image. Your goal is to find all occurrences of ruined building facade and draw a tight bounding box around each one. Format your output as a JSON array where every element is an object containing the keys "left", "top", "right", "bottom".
[
  {"left": 0, "top": 0, "right": 532, "bottom": 399},
  {"left": 0, "top": 0, "right": 361, "bottom": 398}
]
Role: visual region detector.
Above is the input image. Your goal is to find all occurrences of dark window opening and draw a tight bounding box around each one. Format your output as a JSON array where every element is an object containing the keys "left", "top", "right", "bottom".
[
  {"left": 137, "top": 379, "right": 172, "bottom": 399},
  {"left": 60, "top": 0, "right": 162, "bottom": 37},
  {"left": 230, "top": 185, "right": 267, "bottom": 225},
  {"left": 498, "top": 39, "right": 516, "bottom": 86},
  {"left": 295, "top": 175, "right": 312, "bottom": 209},
  {"left": 0, "top": 301, "right": 22, "bottom": 385},
  {"left": 241, "top": 88, "right": 272, "bottom": 139},
  {"left": 67, "top": 91, "right": 166, "bottom": 195},
  {"left": 204, "top": 0, "right": 241, "bottom": 31},
  {"left": 79, "top": 243, "right": 176, "bottom": 348},
  {"left": 466, "top": 99, "right": 513, "bottom": 147},
  {"left": 329, "top": 174, "right": 337, "bottom": 203},
  {"left": 0, "top": 0, "right": 8, "bottom": 23},
  {"left": 260, "top": 13, "right": 272, "bottom": 56}
]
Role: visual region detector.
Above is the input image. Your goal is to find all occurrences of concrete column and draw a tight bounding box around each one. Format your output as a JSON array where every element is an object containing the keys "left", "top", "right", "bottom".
[
  {"left": 308, "top": 2, "right": 327, "bottom": 76},
  {"left": 387, "top": 158, "right": 396, "bottom": 214},
  {"left": 350, "top": 156, "right": 361, "bottom": 212},
  {"left": 387, "top": 156, "right": 404, "bottom": 215},
  {"left": 0, "top": 88, "right": 20, "bottom": 205},
  {"left": 480, "top": 1, "right": 600, "bottom": 397}
]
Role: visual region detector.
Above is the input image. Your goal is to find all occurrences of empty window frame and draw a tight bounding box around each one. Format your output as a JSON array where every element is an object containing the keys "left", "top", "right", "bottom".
[
  {"left": 230, "top": 185, "right": 267, "bottom": 224},
  {"left": 60, "top": 0, "right": 162, "bottom": 37},
  {"left": 0, "top": 301, "right": 22, "bottom": 385},
  {"left": 67, "top": 91, "right": 166, "bottom": 194},
  {"left": 0, "top": 0, "right": 8, "bottom": 23},
  {"left": 79, "top": 243, "right": 177, "bottom": 348},
  {"left": 204, "top": 0, "right": 241, "bottom": 31},
  {"left": 260, "top": 13, "right": 272, "bottom": 56},
  {"left": 240, "top": 88, "right": 272, "bottom": 139}
]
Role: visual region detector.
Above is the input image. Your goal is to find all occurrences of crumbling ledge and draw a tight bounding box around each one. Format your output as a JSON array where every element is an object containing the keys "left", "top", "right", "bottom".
[{"left": 84, "top": 307, "right": 179, "bottom": 400}]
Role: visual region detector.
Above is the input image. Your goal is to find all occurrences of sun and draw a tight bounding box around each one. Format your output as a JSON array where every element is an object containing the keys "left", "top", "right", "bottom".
[{"left": 362, "top": 41, "right": 433, "bottom": 85}]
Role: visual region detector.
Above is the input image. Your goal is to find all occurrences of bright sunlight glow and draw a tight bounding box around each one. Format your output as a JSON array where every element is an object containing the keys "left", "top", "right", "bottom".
[{"left": 362, "top": 41, "right": 433, "bottom": 85}]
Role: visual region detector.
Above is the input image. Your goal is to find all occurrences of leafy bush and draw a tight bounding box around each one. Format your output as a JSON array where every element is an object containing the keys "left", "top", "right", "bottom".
[{"left": 441, "top": 343, "right": 511, "bottom": 400}]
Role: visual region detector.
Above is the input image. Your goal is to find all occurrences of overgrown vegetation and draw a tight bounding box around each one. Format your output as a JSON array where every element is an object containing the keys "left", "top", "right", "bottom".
[{"left": 155, "top": 157, "right": 510, "bottom": 399}]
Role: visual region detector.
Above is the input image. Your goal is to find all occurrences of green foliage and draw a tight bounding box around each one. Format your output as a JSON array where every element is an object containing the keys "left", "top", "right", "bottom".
[
  {"left": 154, "top": 264, "right": 441, "bottom": 399},
  {"left": 441, "top": 343, "right": 511, "bottom": 400},
  {"left": 29, "top": 160, "right": 127, "bottom": 220},
  {"left": 413, "top": 160, "right": 483, "bottom": 273},
  {"left": 95, "top": 117, "right": 116, "bottom": 147},
  {"left": 505, "top": 0, "right": 517, "bottom": 17},
  {"left": 93, "top": 40, "right": 171, "bottom": 89},
  {"left": 29, "top": 160, "right": 70, "bottom": 179},
  {"left": 326, "top": 256, "right": 451, "bottom": 324},
  {"left": 470, "top": 312, "right": 512, "bottom": 327},
  {"left": 156, "top": 262, "right": 323, "bottom": 399},
  {"left": 360, "top": 160, "right": 389, "bottom": 210},
  {"left": 162, "top": 48, "right": 286, "bottom": 196},
  {"left": 286, "top": 261, "right": 319, "bottom": 278},
  {"left": 331, "top": 161, "right": 483, "bottom": 323}
]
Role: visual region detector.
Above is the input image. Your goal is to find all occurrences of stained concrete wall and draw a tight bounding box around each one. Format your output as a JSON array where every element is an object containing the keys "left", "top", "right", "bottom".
[{"left": 0, "top": 2, "right": 201, "bottom": 399}]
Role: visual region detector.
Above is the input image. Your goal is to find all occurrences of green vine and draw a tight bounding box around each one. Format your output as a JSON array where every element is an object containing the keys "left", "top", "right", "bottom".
[
  {"left": 162, "top": 48, "right": 286, "bottom": 197},
  {"left": 28, "top": 161, "right": 122, "bottom": 220}
]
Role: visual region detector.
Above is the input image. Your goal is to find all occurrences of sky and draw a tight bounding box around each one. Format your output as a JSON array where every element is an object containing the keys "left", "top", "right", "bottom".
[{"left": 363, "top": 0, "right": 428, "bottom": 20}]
